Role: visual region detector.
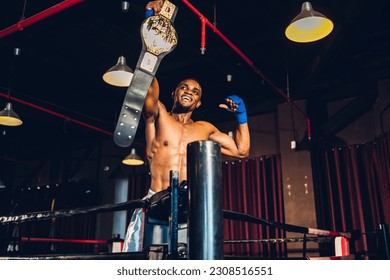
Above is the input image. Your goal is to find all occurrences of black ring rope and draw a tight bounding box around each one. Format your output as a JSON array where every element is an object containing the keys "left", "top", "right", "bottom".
[
  {"left": 223, "top": 209, "right": 309, "bottom": 235},
  {"left": 0, "top": 199, "right": 356, "bottom": 240},
  {"left": 224, "top": 236, "right": 334, "bottom": 244},
  {"left": 1, "top": 202, "right": 312, "bottom": 236},
  {"left": 0, "top": 199, "right": 147, "bottom": 225}
]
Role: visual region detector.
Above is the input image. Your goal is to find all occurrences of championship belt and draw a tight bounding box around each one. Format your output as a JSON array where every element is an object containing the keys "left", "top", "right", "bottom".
[{"left": 114, "top": 0, "right": 178, "bottom": 147}]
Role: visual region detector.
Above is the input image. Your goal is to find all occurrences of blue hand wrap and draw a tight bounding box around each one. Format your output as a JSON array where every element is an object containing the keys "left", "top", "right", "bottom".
[
  {"left": 226, "top": 95, "right": 247, "bottom": 124},
  {"left": 145, "top": 9, "right": 154, "bottom": 18}
]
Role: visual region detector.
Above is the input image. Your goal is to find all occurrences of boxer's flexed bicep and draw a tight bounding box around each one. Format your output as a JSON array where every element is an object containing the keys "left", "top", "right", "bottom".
[{"left": 215, "top": 95, "right": 250, "bottom": 157}]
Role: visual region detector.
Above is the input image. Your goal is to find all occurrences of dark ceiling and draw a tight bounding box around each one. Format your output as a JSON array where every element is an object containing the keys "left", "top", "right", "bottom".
[{"left": 1, "top": 0, "right": 390, "bottom": 162}]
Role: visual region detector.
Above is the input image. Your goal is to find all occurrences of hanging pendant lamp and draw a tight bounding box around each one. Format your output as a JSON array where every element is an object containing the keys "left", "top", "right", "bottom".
[
  {"left": 103, "top": 56, "right": 134, "bottom": 87},
  {"left": 122, "top": 148, "right": 144, "bottom": 166},
  {"left": 0, "top": 102, "right": 23, "bottom": 126},
  {"left": 285, "top": 2, "right": 334, "bottom": 43}
]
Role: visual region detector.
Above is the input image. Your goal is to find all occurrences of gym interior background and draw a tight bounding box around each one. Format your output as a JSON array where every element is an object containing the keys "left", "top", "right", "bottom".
[{"left": 0, "top": 0, "right": 389, "bottom": 258}]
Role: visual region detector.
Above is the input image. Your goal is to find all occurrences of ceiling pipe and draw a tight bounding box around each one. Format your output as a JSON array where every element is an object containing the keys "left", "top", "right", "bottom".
[
  {"left": 0, "top": 92, "right": 112, "bottom": 136},
  {"left": 181, "top": 0, "right": 310, "bottom": 138},
  {"left": 0, "top": 0, "right": 143, "bottom": 149},
  {"left": 0, "top": 0, "right": 84, "bottom": 38},
  {"left": 181, "top": 0, "right": 289, "bottom": 102},
  {"left": 0, "top": 0, "right": 310, "bottom": 142},
  {"left": 0, "top": 92, "right": 146, "bottom": 148},
  {"left": 200, "top": 17, "right": 206, "bottom": 54}
]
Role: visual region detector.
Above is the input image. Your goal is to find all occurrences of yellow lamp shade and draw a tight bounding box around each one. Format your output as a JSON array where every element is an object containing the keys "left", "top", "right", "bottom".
[
  {"left": 122, "top": 148, "right": 144, "bottom": 166},
  {"left": 286, "top": 2, "right": 334, "bottom": 43},
  {"left": 0, "top": 102, "right": 23, "bottom": 126},
  {"left": 103, "top": 56, "right": 134, "bottom": 87}
]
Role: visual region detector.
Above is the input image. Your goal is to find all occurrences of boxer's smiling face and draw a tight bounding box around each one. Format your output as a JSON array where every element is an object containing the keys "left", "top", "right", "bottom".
[{"left": 172, "top": 79, "right": 202, "bottom": 113}]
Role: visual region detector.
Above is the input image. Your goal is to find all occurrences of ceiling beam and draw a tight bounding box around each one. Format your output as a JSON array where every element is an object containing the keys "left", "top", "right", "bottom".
[{"left": 0, "top": 0, "right": 84, "bottom": 38}]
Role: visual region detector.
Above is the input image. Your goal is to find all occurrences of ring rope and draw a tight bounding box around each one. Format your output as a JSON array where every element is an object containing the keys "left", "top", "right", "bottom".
[
  {"left": 224, "top": 236, "right": 335, "bottom": 244},
  {"left": 0, "top": 199, "right": 356, "bottom": 240},
  {"left": 0, "top": 199, "right": 147, "bottom": 225},
  {"left": 223, "top": 209, "right": 355, "bottom": 239},
  {"left": 20, "top": 237, "right": 107, "bottom": 244}
]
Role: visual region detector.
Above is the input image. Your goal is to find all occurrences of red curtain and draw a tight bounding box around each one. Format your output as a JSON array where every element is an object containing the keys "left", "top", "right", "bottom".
[
  {"left": 222, "top": 154, "right": 286, "bottom": 258},
  {"left": 319, "top": 132, "right": 390, "bottom": 258}
]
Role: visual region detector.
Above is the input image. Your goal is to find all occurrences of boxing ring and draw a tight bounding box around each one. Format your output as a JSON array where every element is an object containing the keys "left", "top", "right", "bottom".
[{"left": 0, "top": 141, "right": 381, "bottom": 260}]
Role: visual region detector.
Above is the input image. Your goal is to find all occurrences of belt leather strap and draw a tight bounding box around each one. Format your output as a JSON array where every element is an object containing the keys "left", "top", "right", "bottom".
[{"left": 114, "top": 0, "right": 178, "bottom": 147}]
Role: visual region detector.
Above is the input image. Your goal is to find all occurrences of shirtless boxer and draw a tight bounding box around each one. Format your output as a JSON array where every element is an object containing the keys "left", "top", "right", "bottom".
[{"left": 122, "top": 0, "right": 250, "bottom": 252}]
